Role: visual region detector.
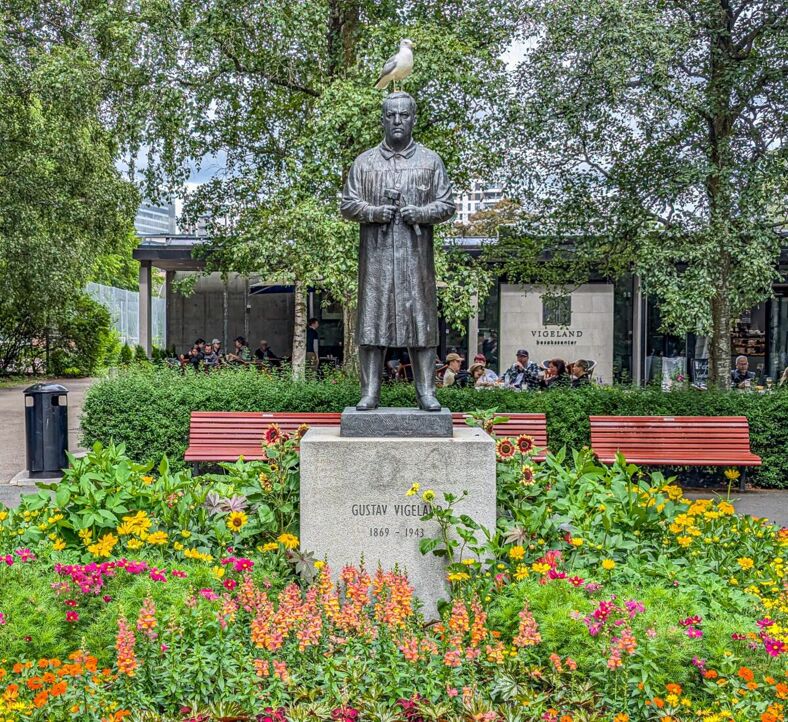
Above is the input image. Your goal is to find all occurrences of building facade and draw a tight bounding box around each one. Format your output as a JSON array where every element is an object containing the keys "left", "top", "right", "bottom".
[
  {"left": 453, "top": 182, "right": 504, "bottom": 225},
  {"left": 134, "top": 203, "right": 177, "bottom": 236},
  {"left": 133, "top": 235, "right": 788, "bottom": 384}
]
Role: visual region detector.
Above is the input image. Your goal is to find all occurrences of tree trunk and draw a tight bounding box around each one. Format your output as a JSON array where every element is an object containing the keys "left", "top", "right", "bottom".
[
  {"left": 709, "top": 289, "right": 732, "bottom": 390},
  {"left": 291, "top": 279, "right": 307, "bottom": 380},
  {"left": 342, "top": 295, "right": 358, "bottom": 376}
]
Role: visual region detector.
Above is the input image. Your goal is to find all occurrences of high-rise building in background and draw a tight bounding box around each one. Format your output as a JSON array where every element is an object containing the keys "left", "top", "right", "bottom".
[
  {"left": 134, "top": 202, "right": 177, "bottom": 235},
  {"left": 453, "top": 182, "right": 504, "bottom": 225}
]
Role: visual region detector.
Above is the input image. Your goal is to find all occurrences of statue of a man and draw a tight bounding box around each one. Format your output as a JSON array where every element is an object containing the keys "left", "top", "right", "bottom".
[{"left": 341, "top": 92, "right": 455, "bottom": 411}]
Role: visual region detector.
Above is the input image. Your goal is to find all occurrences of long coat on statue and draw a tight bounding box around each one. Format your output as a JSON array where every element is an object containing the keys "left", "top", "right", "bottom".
[{"left": 340, "top": 140, "right": 455, "bottom": 348}]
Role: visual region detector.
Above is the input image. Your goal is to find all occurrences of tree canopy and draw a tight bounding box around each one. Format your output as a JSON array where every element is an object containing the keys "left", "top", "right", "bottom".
[
  {"left": 502, "top": 0, "right": 787, "bottom": 386},
  {"left": 0, "top": 3, "right": 138, "bottom": 371},
  {"left": 120, "top": 0, "right": 522, "bottom": 370}
]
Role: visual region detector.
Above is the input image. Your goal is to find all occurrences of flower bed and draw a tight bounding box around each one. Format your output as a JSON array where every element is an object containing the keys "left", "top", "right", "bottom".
[{"left": 0, "top": 425, "right": 786, "bottom": 721}]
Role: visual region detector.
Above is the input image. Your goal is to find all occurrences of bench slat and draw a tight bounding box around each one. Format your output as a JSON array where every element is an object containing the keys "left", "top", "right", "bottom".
[
  {"left": 185, "top": 411, "right": 549, "bottom": 463},
  {"left": 589, "top": 415, "right": 761, "bottom": 468}
]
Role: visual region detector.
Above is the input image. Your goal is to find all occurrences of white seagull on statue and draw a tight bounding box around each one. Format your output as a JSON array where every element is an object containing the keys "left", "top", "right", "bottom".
[{"left": 374, "top": 38, "right": 414, "bottom": 91}]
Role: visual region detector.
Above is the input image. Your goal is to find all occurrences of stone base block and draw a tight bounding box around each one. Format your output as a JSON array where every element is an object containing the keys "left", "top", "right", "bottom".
[
  {"left": 340, "top": 406, "right": 453, "bottom": 437},
  {"left": 300, "top": 426, "right": 496, "bottom": 619}
]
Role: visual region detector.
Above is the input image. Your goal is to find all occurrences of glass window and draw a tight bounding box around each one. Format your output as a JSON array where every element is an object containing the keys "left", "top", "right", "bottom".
[{"left": 542, "top": 295, "right": 571, "bottom": 326}]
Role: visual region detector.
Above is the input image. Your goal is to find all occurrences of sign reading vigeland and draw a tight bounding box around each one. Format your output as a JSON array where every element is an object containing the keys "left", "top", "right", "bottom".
[{"left": 500, "top": 284, "right": 614, "bottom": 382}]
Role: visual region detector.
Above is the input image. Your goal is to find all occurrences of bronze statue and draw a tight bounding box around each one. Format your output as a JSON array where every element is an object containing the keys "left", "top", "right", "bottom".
[{"left": 341, "top": 92, "right": 455, "bottom": 411}]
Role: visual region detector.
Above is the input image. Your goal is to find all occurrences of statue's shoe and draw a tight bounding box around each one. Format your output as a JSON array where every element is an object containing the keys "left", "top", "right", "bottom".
[
  {"left": 417, "top": 394, "right": 441, "bottom": 412},
  {"left": 356, "top": 395, "right": 380, "bottom": 411}
]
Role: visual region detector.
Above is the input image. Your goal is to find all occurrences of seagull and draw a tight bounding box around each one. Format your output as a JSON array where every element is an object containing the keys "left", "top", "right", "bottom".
[{"left": 374, "top": 39, "right": 414, "bottom": 91}]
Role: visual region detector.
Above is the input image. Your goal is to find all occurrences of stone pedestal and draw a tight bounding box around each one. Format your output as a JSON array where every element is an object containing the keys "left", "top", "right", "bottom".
[
  {"left": 300, "top": 427, "right": 496, "bottom": 619},
  {"left": 340, "top": 406, "right": 453, "bottom": 437}
]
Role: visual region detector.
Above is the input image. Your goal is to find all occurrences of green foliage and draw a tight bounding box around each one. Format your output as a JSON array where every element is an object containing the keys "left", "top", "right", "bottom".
[
  {"left": 133, "top": 344, "right": 149, "bottom": 364},
  {"left": 81, "top": 369, "right": 788, "bottom": 487},
  {"left": 504, "top": 0, "right": 788, "bottom": 387},
  {"left": 48, "top": 295, "right": 113, "bottom": 377},
  {"left": 118, "top": 344, "right": 134, "bottom": 365},
  {"left": 0, "top": 5, "right": 138, "bottom": 372}
]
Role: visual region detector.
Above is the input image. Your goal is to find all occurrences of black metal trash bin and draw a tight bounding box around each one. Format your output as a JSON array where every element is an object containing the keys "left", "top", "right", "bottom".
[{"left": 24, "top": 383, "right": 68, "bottom": 478}]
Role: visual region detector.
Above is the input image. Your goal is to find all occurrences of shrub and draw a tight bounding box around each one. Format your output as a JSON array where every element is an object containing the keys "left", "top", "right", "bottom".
[
  {"left": 118, "top": 344, "right": 133, "bottom": 365},
  {"left": 81, "top": 368, "right": 788, "bottom": 486},
  {"left": 48, "top": 295, "right": 113, "bottom": 376}
]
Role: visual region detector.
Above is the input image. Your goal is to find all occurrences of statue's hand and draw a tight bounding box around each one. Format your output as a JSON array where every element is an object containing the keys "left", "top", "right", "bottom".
[
  {"left": 371, "top": 205, "right": 397, "bottom": 223},
  {"left": 400, "top": 205, "right": 422, "bottom": 225}
]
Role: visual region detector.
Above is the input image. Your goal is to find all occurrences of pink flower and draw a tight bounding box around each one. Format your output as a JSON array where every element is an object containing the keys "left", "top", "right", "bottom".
[
  {"left": 447, "top": 687, "right": 458, "bottom": 697},
  {"left": 625, "top": 599, "right": 645, "bottom": 617},
  {"left": 2, "top": 554, "right": 14, "bottom": 566},
  {"left": 65, "top": 611, "right": 79, "bottom": 623},
  {"left": 171, "top": 569, "right": 187, "bottom": 578},
  {"left": 149, "top": 568, "right": 167, "bottom": 582},
  {"left": 679, "top": 615, "right": 702, "bottom": 627},
  {"left": 568, "top": 576, "right": 585, "bottom": 587},
  {"left": 0, "top": 612, "right": 6, "bottom": 625},
  {"left": 763, "top": 635, "right": 786, "bottom": 657},
  {"left": 64, "top": 599, "right": 78, "bottom": 608},
  {"left": 686, "top": 626, "right": 703, "bottom": 639},
  {"left": 756, "top": 617, "right": 775, "bottom": 629},
  {"left": 14, "top": 548, "right": 35, "bottom": 563},
  {"left": 102, "top": 595, "right": 113, "bottom": 603},
  {"left": 199, "top": 588, "right": 219, "bottom": 601},
  {"left": 223, "top": 579, "right": 237, "bottom": 591}
]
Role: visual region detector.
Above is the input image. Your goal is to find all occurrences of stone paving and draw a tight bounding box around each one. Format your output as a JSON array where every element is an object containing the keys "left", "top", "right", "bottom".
[{"left": 0, "top": 377, "right": 95, "bottom": 507}]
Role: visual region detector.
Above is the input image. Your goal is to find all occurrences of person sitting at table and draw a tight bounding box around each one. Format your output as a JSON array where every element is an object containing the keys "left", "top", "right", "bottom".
[
  {"left": 473, "top": 353, "right": 499, "bottom": 384},
  {"left": 541, "top": 358, "right": 571, "bottom": 390},
  {"left": 502, "top": 349, "right": 541, "bottom": 390},
  {"left": 203, "top": 339, "right": 221, "bottom": 371},
  {"left": 226, "top": 336, "right": 253, "bottom": 366},
  {"left": 441, "top": 352, "right": 468, "bottom": 387},
  {"left": 254, "top": 339, "right": 280, "bottom": 366},
  {"left": 731, "top": 355, "right": 755, "bottom": 389},
  {"left": 572, "top": 359, "right": 592, "bottom": 388},
  {"left": 469, "top": 361, "right": 495, "bottom": 388}
]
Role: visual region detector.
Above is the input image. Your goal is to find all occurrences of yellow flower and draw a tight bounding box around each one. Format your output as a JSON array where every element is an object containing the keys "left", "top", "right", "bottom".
[
  {"left": 406, "top": 483, "right": 420, "bottom": 497},
  {"left": 127, "top": 538, "right": 144, "bottom": 550},
  {"left": 173, "top": 541, "right": 184, "bottom": 551},
  {"left": 422, "top": 489, "right": 436, "bottom": 503},
  {"left": 183, "top": 548, "right": 213, "bottom": 562},
  {"left": 141, "top": 475, "right": 154, "bottom": 485},
  {"left": 447, "top": 571, "right": 470, "bottom": 583},
  {"left": 277, "top": 533, "right": 299, "bottom": 549},
  {"left": 570, "top": 537, "right": 584, "bottom": 547},
  {"left": 87, "top": 533, "right": 118, "bottom": 558},
  {"left": 120, "top": 511, "right": 151, "bottom": 537},
  {"left": 461, "top": 558, "right": 476, "bottom": 566},
  {"left": 261, "top": 542, "right": 279, "bottom": 552},
  {"left": 180, "top": 530, "right": 191, "bottom": 538},
  {"left": 116, "top": 521, "right": 136, "bottom": 536},
  {"left": 717, "top": 501, "right": 735, "bottom": 516},
  {"left": 724, "top": 468, "right": 741, "bottom": 481},
  {"left": 508, "top": 545, "right": 525, "bottom": 561},
  {"left": 78, "top": 528, "right": 93, "bottom": 543},
  {"left": 737, "top": 557, "right": 754, "bottom": 570},
  {"left": 227, "top": 511, "right": 248, "bottom": 533},
  {"left": 601, "top": 558, "right": 616, "bottom": 571},
  {"left": 212, "top": 566, "right": 225, "bottom": 579},
  {"left": 314, "top": 560, "right": 325, "bottom": 570},
  {"left": 677, "top": 536, "right": 693, "bottom": 547},
  {"left": 146, "top": 531, "right": 168, "bottom": 545},
  {"left": 532, "top": 562, "right": 551, "bottom": 574},
  {"left": 0, "top": 511, "right": 8, "bottom": 522},
  {"left": 514, "top": 564, "right": 529, "bottom": 581},
  {"left": 52, "top": 538, "right": 66, "bottom": 551}
]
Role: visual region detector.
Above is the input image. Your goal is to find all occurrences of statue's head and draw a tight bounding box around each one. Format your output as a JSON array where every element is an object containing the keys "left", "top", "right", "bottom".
[{"left": 382, "top": 92, "right": 416, "bottom": 147}]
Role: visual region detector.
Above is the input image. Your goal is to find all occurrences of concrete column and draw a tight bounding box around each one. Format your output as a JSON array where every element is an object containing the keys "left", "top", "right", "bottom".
[
  {"left": 632, "top": 275, "right": 643, "bottom": 386},
  {"left": 138, "top": 261, "right": 152, "bottom": 356},
  {"left": 468, "top": 292, "right": 479, "bottom": 358},
  {"left": 164, "top": 271, "right": 175, "bottom": 350}
]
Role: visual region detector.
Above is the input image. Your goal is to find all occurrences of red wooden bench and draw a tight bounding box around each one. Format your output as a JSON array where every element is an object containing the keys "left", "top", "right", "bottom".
[
  {"left": 589, "top": 416, "right": 761, "bottom": 491},
  {"left": 185, "top": 411, "right": 548, "bottom": 465}
]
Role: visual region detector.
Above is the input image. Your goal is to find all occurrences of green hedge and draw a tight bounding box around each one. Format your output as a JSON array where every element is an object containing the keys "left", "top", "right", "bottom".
[{"left": 81, "top": 368, "right": 788, "bottom": 487}]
